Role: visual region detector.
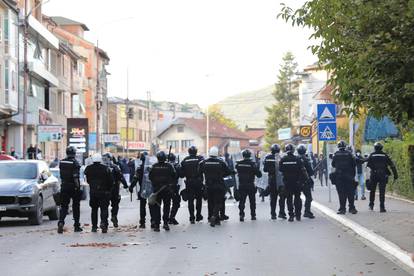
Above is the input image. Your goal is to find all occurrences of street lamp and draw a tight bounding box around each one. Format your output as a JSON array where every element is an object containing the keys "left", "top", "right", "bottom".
[{"left": 22, "top": 0, "right": 53, "bottom": 159}]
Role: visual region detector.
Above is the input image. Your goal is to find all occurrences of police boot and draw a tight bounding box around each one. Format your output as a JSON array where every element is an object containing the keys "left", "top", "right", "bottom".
[
  {"left": 57, "top": 222, "right": 64, "bottom": 234},
  {"left": 91, "top": 226, "right": 98, "bottom": 233},
  {"left": 380, "top": 206, "right": 387, "bottom": 213},
  {"left": 74, "top": 224, "right": 83, "bottom": 232},
  {"left": 196, "top": 214, "right": 204, "bottom": 222},
  {"left": 111, "top": 216, "right": 119, "bottom": 228},
  {"left": 239, "top": 215, "right": 244, "bottom": 222},
  {"left": 153, "top": 225, "right": 160, "bottom": 232},
  {"left": 220, "top": 214, "right": 229, "bottom": 221},
  {"left": 163, "top": 223, "right": 170, "bottom": 231},
  {"left": 169, "top": 218, "right": 179, "bottom": 225},
  {"left": 278, "top": 213, "right": 287, "bottom": 220},
  {"left": 337, "top": 209, "right": 346, "bottom": 215},
  {"left": 100, "top": 223, "right": 108, "bottom": 234},
  {"left": 210, "top": 216, "right": 216, "bottom": 227},
  {"left": 288, "top": 216, "right": 294, "bottom": 222},
  {"left": 251, "top": 215, "right": 256, "bottom": 221},
  {"left": 295, "top": 215, "right": 301, "bottom": 221},
  {"left": 369, "top": 204, "right": 374, "bottom": 211},
  {"left": 304, "top": 211, "right": 315, "bottom": 219},
  {"left": 139, "top": 223, "right": 146, "bottom": 229},
  {"left": 349, "top": 208, "right": 358, "bottom": 215},
  {"left": 190, "top": 217, "right": 195, "bottom": 224}
]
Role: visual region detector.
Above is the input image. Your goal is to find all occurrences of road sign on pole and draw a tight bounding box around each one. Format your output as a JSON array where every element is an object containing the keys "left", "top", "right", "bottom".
[{"left": 317, "top": 104, "right": 337, "bottom": 141}]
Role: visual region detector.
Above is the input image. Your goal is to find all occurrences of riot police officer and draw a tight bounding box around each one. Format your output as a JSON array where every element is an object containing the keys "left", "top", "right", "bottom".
[
  {"left": 168, "top": 153, "right": 181, "bottom": 225},
  {"left": 235, "top": 149, "right": 262, "bottom": 221},
  {"left": 332, "top": 140, "right": 357, "bottom": 215},
  {"left": 279, "top": 144, "right": 308, "bottom": 222},
  {"left": 180, "top": 146, "right": 204, "bottom": 224},
  {"left": 263, "top": 144, "right": 286, "bottom": 220},
  {"left": 367, "top": 142, "right": 398, "bottom": 212},
  {"left": 297, "top": 144, "right": 315, "bottom": 219},
  {"left": 58, "top": 146, "right": 82, "bottom": 234},
  {"left": 149, "top": 151, "right": 177, "bottom": 232},
  {"left": 102, "top": 153, "right": 128, "bottom": 228},
  {"left": 84, "top": 154, "right": 114, "bottom": 233},
  {"left": 129, "top": 152, "right": 150, "bottom": 228},
  {"left": 199, "top": 146, "right": 233, "bottom": 227}
]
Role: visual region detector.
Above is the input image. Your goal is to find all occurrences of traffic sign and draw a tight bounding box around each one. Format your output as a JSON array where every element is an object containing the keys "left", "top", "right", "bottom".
[
  {"left": 317, "top": 103, "right": 337, "bottom": 141},
  {"left": 318, "top": 122, "right": 337, "bottom": 141},
  {"left": 317, "top": 103, "right": 336, "bottom": 122}
]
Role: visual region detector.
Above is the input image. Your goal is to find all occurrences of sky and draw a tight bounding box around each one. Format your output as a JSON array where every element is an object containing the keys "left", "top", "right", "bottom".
[{"left": 44, "top": 0, "right": 316, "bottom": 107}]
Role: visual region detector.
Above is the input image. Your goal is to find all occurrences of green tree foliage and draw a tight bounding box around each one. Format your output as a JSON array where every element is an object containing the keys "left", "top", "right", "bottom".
[
  {"left": 279, "top": 0, "right": 414, "bottom": 125},
  {"left": 208, "top": 104, "right": 239, "bottom": 130},
  {"left": 265, "top": 52, "right": 298, "bottom": 146}
]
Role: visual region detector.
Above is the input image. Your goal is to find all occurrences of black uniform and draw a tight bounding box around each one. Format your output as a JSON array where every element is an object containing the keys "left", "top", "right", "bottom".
[
  {"left": 298, "top": 154, "right": 314, "bottom": 216},
  {"left": 367, "top": 151, "right": 397, "bottom": 211},
  {"left": 108, "top": 163, "right": 128, "bottom": 225},
  {"left": 235, "top": 159, "right": 262, "bottom": 219},
  {"left": 199, "top": 157, "right": 232, "bottom": 226},
  {"left": 84, "top": 162, "right": 113, "bottom": 231},
  {"left": 58, "top": 157, "right": 82, "bottom": 228},
  {"left": 180, "top": 154, "right": 205, "bottom": 222},
  {"left": 332, "top": 150, "right": 357, "bottom": 213},
  {"left": 279, "top": 153, "right": 308, "bottom": 220},
  {"left": 148, "top": 162, "right": 177, "bottom": 227},
  {"left": 169, "top": 161, "right": 181, "bottom": 223},
  {"left": 263, "top": 153, "right": 286, "bottom": 219},
  {"left": 130, "top": 155, "right": 149, "bottom": 227}
]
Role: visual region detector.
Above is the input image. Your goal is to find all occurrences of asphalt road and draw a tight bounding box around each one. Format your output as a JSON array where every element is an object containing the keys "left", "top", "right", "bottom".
[{"left": 0, "top": 192, "right": 411, "bottom": 276}]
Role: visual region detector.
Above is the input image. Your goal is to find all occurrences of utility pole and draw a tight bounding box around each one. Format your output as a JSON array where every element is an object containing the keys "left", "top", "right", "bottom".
[
  {"left": 126, "top": 68, "right": 130, "bottom": 157},
  {"left": 147, "top": 91, "right": 153, "bottom": 154},
  {"left": 206, "top": 106, "right": 209, "bottom": 156},
  {"left": 22, "top": 0, "right": 28, "bottom": 159}
]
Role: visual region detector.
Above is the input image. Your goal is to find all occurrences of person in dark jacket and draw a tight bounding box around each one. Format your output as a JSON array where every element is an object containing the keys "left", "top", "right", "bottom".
[
  {"left": 199, "top": 146, "right": 233, "bottom": 227},
  {"left": 84, "top": 153, "right": 114, "bottom": 233},
  {"left": 279, "top": 144, "right": 309, "bottom": 222},
  {"left": 168, "top": 153, "right": 181, "bottom": 225},
  {"left": 367, "top": 142, "right": 398, "bottom": 212},
  {"left": 129, "top": 152, "right": 149, "bottom": 228},
  {"left": 149, "top": 151, "right": 177, "bottom": 232},
  {"left": 332, "top": 141, "right": 357, "bottom": 215},
  {"left": 103, "top": 153, "right": 128, "bottom": 228},
  {"left": 263, "top": 144, "right": 286, "bottom": 220},
  {"left": 355, "top": 149, "right": 367, "bottom": 200},
  {"left": 58, "top": 146, "right": 82, "bottom": 233},
  {"left": 180, "top": 146, "right": 204, "bottom": 224},
  {"left": 235, "top": 149, "right": 262, "bottom": 221},
  {"left": 297, "top": 145, "right": 315, "bottom": 219}
]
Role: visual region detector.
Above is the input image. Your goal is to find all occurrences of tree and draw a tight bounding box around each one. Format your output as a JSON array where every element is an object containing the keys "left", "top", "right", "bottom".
[
  {"left": 208, "top": 104, "right": 239, "bottom": 130},
  {"left": 279, "top": 0, "right": 414, "bottom": 125},
  {"left": 265, "top": 52, "right": 299, "bottom": 146}
]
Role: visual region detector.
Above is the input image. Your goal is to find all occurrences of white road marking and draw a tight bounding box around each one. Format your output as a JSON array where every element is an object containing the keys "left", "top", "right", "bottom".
[{"left": 312, "top": 199, "right": 414, "bottom": 272}]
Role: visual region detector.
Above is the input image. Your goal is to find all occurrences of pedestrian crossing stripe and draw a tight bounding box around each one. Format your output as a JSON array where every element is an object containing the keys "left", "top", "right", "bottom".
[
  {"left": 320, "top": 126, "right": 335, "bottom": 139},
  {"left": 320, "top": 107, "right": 335, "bottom": 120}
]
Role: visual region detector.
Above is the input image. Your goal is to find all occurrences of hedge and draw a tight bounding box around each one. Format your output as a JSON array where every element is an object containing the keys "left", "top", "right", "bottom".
[{"left": 383, "top": 133, "right": 414, "bottom": 200}]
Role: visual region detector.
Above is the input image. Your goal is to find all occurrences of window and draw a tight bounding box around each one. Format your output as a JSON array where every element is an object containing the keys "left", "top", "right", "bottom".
[
  {"left": 4, "top": 61, "right": 9, "bottom": 101},
  {"left": 138, "top": 109, "right": 143, "bottom": 120},
  {"left": 181, "top": 140, "right": 194, "bottom": 150},
  {"left": 120, "top": 127, "right": 135, "bottom": 140},
  {"left": 166, "top": 140, "right": 179, "bottom": 152},
  {"left": 138, "top": 129, "right": 143, "bottom": 141},
  {"left": 177, "top": 126, "right": 184, "bottom": 133},
  {"left": 144, "top": 110, "right": 147, "bottom": 121},
  {"left": 4, "top": 13, "right": 9, "bottom": 54}
]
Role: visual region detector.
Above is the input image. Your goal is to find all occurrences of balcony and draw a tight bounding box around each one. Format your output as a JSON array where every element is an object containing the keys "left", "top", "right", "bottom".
[
  {"left": 72, "top": 75, "right": 83, "bottom": 94},
  {"left": 28, "top": 60, "right": 59, "bottom": 87}
]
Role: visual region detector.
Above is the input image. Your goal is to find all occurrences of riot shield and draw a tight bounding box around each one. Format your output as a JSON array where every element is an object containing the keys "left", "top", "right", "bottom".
[
  {"left": 256, "top": 154, "right": 268, "bottom": 190},
  {"left": 140, "top": 155, "right": 157, "bottom": 199}
]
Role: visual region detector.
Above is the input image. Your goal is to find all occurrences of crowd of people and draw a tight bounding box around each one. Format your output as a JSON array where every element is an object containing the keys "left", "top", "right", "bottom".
[{"left": 56, "top": 140, "right": 398, "bottom": 234}]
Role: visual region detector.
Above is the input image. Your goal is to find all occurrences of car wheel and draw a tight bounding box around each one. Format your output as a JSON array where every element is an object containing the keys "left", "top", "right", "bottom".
[
  {"left": 29, "top": 196, "right": 43, "bottom": 225},
  {"left": 47, "top": 206, "right": 59, "bottom": 221}
]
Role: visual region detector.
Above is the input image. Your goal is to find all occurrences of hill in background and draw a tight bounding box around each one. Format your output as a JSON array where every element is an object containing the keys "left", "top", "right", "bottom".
[{"left": 216, "top": 85, "right": 275, "bottom": 129}]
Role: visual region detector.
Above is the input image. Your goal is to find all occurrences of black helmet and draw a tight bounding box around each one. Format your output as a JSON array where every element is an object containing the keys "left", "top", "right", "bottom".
[
  {"left": 285, "top": 144, "right": 294, "bottom": 154},
  {"left": 337, "top": 140, "right": 347, "bottom": 150},
  {"left": 297, "top": 144, "right": 307, "bottom": 155},
  {"left": 102, "top": 152, "right": 113, "bottom": 166},
  {"left": 66, "top": 146, "right": 76, "bottom": 157},
  {"left": 374, "top": 142, "right": 383, "bottom": 151},
  {"left": 242, "top": 149, "right": 252, "bottom": 159},
  {"left": 168, "top": 153, "right": 176, "bottom": 162},
  {"left": 156, "top": 151, "right": 167, "bottom": 163},
  {"left": 188, "top": 146, "right": 198, "bottom": 155},
  {"left": 270, "top": 144, "right": 281, "bottom": 154},
  {"left": 140, "top": 151, "right": 148, "bottom": 161}
]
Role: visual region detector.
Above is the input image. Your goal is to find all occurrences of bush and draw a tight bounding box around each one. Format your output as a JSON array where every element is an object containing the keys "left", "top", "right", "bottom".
[{"left": 383, "top": 133, "right": 414, "bottom": 200}]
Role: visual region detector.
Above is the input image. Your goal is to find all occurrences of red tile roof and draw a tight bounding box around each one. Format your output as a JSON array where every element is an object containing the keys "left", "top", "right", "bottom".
[
  {"left": 313, "top": 85, "right": 334, "bottom": 101},
  {"left": 160, "top": 118, "right": 250, "bottom": 140}
]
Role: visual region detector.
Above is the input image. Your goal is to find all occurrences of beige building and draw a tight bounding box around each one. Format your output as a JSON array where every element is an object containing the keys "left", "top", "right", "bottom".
[{"left": 108, "top": 97, "right": 156, "bottom": 154}]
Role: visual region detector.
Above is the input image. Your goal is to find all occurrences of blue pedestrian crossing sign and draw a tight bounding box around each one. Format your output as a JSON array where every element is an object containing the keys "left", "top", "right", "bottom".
[{"left": 317, "top": 103, "right": 337, "bottom": 141}]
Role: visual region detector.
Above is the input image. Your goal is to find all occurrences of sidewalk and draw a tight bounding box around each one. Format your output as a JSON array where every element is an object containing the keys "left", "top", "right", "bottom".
[{"left": 312, "top": 184, "right": 414, "bottom": 253}]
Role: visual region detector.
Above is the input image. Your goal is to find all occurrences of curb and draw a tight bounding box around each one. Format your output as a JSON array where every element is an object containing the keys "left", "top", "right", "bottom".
[
  {"left": 312, "top": 200, "right": 414, "bottom": 273},
  {"left": 385, "top": 193, "right": 414, "bottom": 205}
]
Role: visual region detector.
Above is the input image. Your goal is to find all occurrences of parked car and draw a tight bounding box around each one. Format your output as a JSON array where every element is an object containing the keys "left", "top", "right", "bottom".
[
  {"left": 50, "top": 167, "right": 88, "bottom": 200},
  {"left": 0, "top": 160, "right": 60, "bottom": 225}
]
